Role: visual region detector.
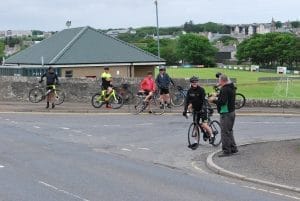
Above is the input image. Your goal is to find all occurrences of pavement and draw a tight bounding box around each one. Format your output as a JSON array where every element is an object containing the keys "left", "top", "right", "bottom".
[{"left": 0, "top": 101, "right": 300, "bottom": 193}]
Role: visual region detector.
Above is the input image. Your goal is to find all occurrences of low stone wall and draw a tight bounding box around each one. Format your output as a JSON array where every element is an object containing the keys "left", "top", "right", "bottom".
[{"left": 0, "top": 76, "right": 299, "bottom": 107}]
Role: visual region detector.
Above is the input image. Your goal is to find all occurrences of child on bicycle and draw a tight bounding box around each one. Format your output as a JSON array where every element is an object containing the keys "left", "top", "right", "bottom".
[
  {"left": 39, "top": 66, "right": 59, "bottom": 109},
  {"left": 101, "top": 67, "right": 113, "bottom": 108},
  {"left": 183, "top": 76, "right": 214, "bottom": 146},
  {"left": 139, "top": 71, "right": 156, "bottom": 103}
]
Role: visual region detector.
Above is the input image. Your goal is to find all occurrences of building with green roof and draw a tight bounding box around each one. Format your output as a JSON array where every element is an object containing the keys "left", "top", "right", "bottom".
[{"left": 2, "top": 26, "right": 165, "bottom": 78}]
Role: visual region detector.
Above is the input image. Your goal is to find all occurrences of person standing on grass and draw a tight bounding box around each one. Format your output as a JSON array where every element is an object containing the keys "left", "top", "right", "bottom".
[{"left": 212, "top": 74, "right": 238, "bottom": 157}]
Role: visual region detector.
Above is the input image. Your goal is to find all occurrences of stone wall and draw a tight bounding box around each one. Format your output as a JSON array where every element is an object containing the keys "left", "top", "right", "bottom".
[{"left": 0, "top": 76, "right": 299, "bottom": 107}]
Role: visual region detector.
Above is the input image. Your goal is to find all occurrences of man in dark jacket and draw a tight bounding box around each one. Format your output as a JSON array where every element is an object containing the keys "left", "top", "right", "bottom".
[
  {"left": 213, "top": 74, "right": 238, "bottom": 157},
  {"left": 156, "top": 66, "right": 174, "bottom": 108}
]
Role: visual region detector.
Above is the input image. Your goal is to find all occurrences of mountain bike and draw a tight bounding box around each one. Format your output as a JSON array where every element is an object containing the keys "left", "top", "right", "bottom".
[
  {"left": 91, "top": 87, "right": 123, "bottom": 109},
  {"left": 28, "top": 84, "right": 65, "bottom": 105},
  {"left": 185, "top": 102, "right": 221, "bottom": 150},
  {"left": 132, "top": 90, "right": 165, "bottom": 115},
  {"left": 212, "top": 85, "right": 246, "bottom": 109}
]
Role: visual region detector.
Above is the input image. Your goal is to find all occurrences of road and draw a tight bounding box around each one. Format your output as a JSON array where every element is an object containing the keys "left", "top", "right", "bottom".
[{"left": 0, "top": 112, "right": 299, "bottom": 201}]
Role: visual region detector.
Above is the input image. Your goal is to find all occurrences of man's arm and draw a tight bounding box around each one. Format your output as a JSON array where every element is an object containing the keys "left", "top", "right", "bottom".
[{"left": 39, "top": 73, "right": 46, "bottom": 83}]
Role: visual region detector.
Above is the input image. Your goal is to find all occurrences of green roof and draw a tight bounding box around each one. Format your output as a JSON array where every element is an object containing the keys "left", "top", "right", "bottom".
[{"left": 6, "top": 26, "right": 164, "bottom": 65}]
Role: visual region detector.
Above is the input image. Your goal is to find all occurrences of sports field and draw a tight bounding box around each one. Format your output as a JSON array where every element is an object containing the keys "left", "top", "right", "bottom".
[{"left": 157, "top": 67, "right": 300, "bottom": 100}]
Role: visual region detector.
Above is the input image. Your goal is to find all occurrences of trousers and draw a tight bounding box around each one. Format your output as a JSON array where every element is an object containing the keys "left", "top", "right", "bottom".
[{"left": 220, "top": 111, "right": 237, "bottom": 153}]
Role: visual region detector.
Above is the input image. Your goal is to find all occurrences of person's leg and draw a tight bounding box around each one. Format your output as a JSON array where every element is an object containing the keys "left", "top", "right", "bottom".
[
  {"left": 227, "top": 112, "right": 238, "bottom": 152},
  {"left": 220, "top": 113, "right": 232, "bottom": 154}
]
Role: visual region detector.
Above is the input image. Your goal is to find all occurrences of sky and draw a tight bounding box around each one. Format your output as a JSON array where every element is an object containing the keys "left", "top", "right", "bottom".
[{"left": 1, "top": 0, "right": 299, "bottom": 31}]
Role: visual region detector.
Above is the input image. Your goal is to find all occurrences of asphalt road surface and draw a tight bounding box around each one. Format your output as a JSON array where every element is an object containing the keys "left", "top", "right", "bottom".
[{"left": 0, "top": 112, "right": 299, "bottom": 201}]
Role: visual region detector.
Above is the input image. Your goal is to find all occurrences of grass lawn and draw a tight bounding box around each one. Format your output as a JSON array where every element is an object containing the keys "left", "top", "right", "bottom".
[{"left": 156, "top": 67, "right": 300, "bottom": 100}]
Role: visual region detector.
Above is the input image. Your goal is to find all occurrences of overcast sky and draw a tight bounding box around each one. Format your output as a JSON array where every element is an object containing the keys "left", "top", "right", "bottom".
[{"left": 1, "top": 0, "right": 299, "bottom": 31}]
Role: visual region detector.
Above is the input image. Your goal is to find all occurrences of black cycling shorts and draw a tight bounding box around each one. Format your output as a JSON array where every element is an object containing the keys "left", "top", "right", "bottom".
[
  {"left": 102, "top": 84, "right": 113, "bottom": 90},
  {"left": 159, "top": 88, "right": 169, "bottom": 95},
  {"left": 195, "top": 111, "right": 208, "bottom": 123}
]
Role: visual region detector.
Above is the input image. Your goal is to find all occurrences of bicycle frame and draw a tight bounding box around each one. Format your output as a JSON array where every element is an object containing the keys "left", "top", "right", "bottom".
[{"left": 98, "top": 89, "right": 117, "bottom": 102}]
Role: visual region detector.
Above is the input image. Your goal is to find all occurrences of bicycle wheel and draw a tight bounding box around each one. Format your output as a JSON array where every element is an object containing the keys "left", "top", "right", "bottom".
[
  {"left": 149, "top": 97, "right": 165, "bottom": 115},
  {"left": 28, "top": 88, "right": 44, "bottom": 103},
  {"left": 109, "top": 94, "right": 123, "bottom": 109},
  {"left": 235, "top": 93, "right": 246, "bottom": 109},
  {"left": 54, "top": 90, "right": 65, "bottom": 105},
  {"left": 210, "top": 120, "right": 221, "bottom": 147},
  {"left": 122, "top": 90, "right": 134, "bottom": 104},
  {"left": 170, "top": 91, "right": 185, "bottom": 107},
  {"left": 132, "top": 97, "right": 146, "bottom": 115},
  {"left": 91, "top": 93, "right": 105, "bottom": 108},
  {"left": 188, "top": 123, "right": 200, "bottom": 149}
]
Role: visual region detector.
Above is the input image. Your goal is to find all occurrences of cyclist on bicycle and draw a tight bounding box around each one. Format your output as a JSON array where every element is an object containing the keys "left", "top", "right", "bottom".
[
  {"left": 39, "top": 66, "right": 59, "bottom": 109},
  {"left": 139, "top": 71, "right": 156, "bottom": 103},
  {"left": 101, "top": 67, "right": 113, "bottom": 108},
  {"left": 183, "top": 76, "right": 214, "bottom": 145}
]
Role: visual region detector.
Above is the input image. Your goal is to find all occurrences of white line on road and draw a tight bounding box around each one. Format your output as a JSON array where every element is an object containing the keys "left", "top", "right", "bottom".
[
  {"left": 60, "top": 127, "right": 70, "bottom": 130},
  {"left": 243, "top": 185, "right": 300, "bottom": 200},
  {"left": 135, "top": 123, "right": 153, "bottom": 126},
  {"left": 239, "top": 121, "right": 299, "bottom": 124},
  {"left": 33, "top": 126, "right": 41, "bottom": 129},
  {"left": 138, "top": 147, "right": 150, "bottom": 151},
  {"left": 191, "top": 161, "right": 208, "bottom": 174},
  {"left": 121, "top": 148, "right": 132, "bottom": 152},
  {"left": 0, "top": 165, "right": 4, "bottom": 168},
  {"left": 38, "top": 181, "right": 90, "bottom": 201},
  {"left": 103, "top": 124, "right": 121, "bottom": 127}
]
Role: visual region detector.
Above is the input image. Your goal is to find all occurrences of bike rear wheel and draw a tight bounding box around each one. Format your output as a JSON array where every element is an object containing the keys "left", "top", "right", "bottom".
[
  {"left": 188, "top": 123, "right": 200, "bottom": 149},
  {"left": 91, "top": 93, "right": 105, "bottom": 108},
  {"left": 28, "top": 88, "right": 44, "bottom": 103},
  {"left": 54, "top": 90, "right": 65, "bottom": 105},
  {"left": 132, "top": 97, "right": 146, "bottom": 114},
  {"left": 210, "top": 120, "right": 221, "bottom": 147},
  {"left": 109, "top": 94, "right": 123, "bottom": 109},
  {"left": 170, "top": 91, "right": 185, "bottom": 107},
  {"left": 235, "top": 93, "right": 246, "bottom": 109},
  {"left": 149, "top": 97, "right": 165, "bottom": 115}
]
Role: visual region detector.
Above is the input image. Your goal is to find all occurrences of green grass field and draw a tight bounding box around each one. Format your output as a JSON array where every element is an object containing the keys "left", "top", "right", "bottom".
[{"left": 156, "top": 68, "right": 300, "bottom": 100}]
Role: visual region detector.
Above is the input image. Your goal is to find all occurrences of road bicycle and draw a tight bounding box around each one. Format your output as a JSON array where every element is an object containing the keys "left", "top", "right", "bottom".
[
  {"left": 28, "top": 84, "right": 65, "bottom": 105},
  {"left": 115, "top": 83, "right": 135, "bottom": 104},
  {"left": 170, "top": 85, "right": 187, "bottom": 107},
  {"left": 91, "top": 87, "right": 123, "bottom": 109},
  {"left": 212, "top": 85, "right": 246, "bottom": 109},
  {"left": 132, "top": 90, "right": 165, "bottom": 115},
  {"left": 186, "top": 101, "right": 222, "bottom": 150},
  {"left": 171, "top": 84, "right": 246, "bottom": 109}
]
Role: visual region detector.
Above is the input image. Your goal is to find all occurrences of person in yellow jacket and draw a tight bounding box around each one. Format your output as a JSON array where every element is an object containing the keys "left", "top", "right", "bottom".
[{"left": 101, "top": 67, "right": 113, "bottom": 108}]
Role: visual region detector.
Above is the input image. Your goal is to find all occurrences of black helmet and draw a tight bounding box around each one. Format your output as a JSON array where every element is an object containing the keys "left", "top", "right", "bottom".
[
  {"left": 159, "top": 66, "right": 166, "bottom": 70},
  {"left": 215, "top": 72, "right": 222, "bottom": 78},
  {"left": 189, "top": 76, "right": 199, "bottom": 83}
]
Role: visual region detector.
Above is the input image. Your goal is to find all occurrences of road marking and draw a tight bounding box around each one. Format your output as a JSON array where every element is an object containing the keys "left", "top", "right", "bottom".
[
  {"left": 138, "top": 147, "right": 150, "bottom": 151},
  {"left": 0, "top": 165, "right": 4, "bottom": 168},
  {"left": 103, "top": 124, "right": 121, "bottom": 127},
  {"left": 191, "top": 161, "right": 208, "bottom": 174},
  {"left": 38, "top": 181, "right": 90, "bottom": 201},
  {"left": 121, "top": 148, "right": 132, "bottom": 152},
  {"left": 243, "top": 185, "right": 300, "bottom": 200},
  {"left": 86, "top": 134, "right": 92, "bottom": 137},
  {"left": 135, "top": 123, "right": 153, "bottom": 126},
  {"left": 239, "top": 121, "right": 299, "bottom": 124},
  {"left": 33, "top": 126, "right": 41, "bottom": 129},
  {"left": 60, "top": 127, "right": 70, "bottom": 130}
]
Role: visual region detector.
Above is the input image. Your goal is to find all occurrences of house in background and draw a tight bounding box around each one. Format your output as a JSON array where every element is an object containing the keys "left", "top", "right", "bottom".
[{"left": 2, "top": 26, "right": 164, "bottom": 78}]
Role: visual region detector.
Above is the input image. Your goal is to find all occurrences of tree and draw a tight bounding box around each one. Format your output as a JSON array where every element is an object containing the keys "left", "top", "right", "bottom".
[
  {"left": 216, "top": 36, "right": 238, "bottom": 45},
  {"left": 177, "top": 33, "right": 217, "bottom": 66},
  {"left": 0, "top": 39, "right": 5, "bottom": 62},
  {"left": 291, "top": 21, "right": 300, "bottom": 28},
  {"left": 160, "top": 39, "right": 180, "bottom": 65},
  {"left": 236, "top": 32, "right": 299, "bottom": 68}
]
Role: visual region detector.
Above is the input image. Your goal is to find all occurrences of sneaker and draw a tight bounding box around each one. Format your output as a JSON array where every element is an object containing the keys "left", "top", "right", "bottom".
[
  {"left": 209, "top": 136, "right": 215, "bottom": 144},
  {"left": 232, "top": 149, "right": 239, "bottom": 154},
  {"left": 51, "top": 103, "right": 55, "bottom": 109},
  {"left": 188, "top": 143, "right": 198, "bottom": 150},
  {"left": 160, "top": 104, "right": 164, "bottom": 109},
  {"left": 148, "top": 111, "right": 153, "bottom": 114},
  {"left": 167, "top": 104, "right": 171, "bottom": 108}
]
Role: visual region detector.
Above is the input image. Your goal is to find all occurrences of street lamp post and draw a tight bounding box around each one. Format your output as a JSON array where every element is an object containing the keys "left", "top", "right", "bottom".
[{"left": 154, "top": 0, "right": 160, "bottom": 58}]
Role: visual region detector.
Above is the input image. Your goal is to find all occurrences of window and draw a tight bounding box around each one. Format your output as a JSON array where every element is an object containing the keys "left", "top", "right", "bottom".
[{"left": 65, "top": 70, "right": 73, "bottom": 78}]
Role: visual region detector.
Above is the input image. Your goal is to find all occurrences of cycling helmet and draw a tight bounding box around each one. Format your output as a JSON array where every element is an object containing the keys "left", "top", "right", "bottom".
[
  {"left": 189, "top": 76, "right": 199, "bottom": 83},
  {"left": 215, "top": 72, "right": 222, "bottom": 78},
  {"left": 159, "top": 66, "right": 166, "bottom": 70}
]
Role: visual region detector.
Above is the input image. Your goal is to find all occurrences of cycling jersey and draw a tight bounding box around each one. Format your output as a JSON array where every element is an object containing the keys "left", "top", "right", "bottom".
[
  {"left": 101, "top": 72, "right": 112, "bottom": 89},
  {"left": 140, "top": 77, "right": 156, "bottom": 92},
  {"left": 40, "top": 72, "right": 59, "bottom": 85}
]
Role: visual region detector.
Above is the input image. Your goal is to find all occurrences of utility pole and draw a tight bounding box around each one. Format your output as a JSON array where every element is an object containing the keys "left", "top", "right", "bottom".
[{"left": 154, "top": 0, "right": 160, "bottom": 58}]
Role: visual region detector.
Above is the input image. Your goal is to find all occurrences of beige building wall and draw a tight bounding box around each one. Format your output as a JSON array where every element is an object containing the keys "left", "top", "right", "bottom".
[{"left": 60, "top": 65, "right": 155, "bottom": 78}]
